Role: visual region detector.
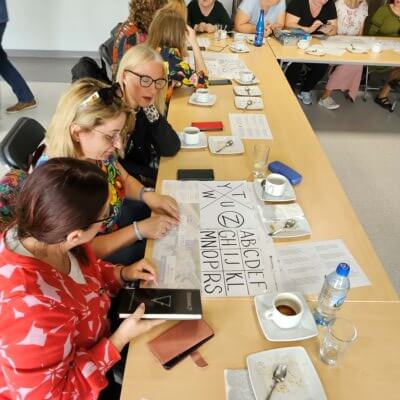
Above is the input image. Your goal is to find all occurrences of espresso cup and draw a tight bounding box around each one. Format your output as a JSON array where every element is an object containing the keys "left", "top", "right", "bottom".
[
  {"left": 195, "top": 88, "right": 211, "bottom": 103},
  {"left": 262, "top": 173, "right": 287, "bottom": 197},
  {"left": 233, "top": 41, "right": 246, "bottom": 51},
  {"left": 265, "top": 292, "right": 304, "bottom": 329},
  {"left": 239, "top": 70, "right": 255, "bottom": 83},
  {"left": 183, "top": 127, "right": 200, "bottom": 145},
  {"left": 371, "top": 43, "right": 383, "bottom": 53},
  {"left": 234, "top": 32, "right": 246, "bottom": 42}
]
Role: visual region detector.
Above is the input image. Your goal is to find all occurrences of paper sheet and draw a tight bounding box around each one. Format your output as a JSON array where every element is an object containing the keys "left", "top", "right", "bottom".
[
  {"left": 229, "top": 113, "right": 273, "bottom": 140},
  {"left": 276, "top": 239, "right": 371, "bottom": 296},
  {"left": 324, "top": 35, "right": 400, "bottom": 52}
]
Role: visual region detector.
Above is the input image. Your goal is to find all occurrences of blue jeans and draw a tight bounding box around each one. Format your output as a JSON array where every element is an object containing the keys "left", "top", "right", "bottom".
[{"left": 0, "top": 22, "right": 34, "bottom": 102}]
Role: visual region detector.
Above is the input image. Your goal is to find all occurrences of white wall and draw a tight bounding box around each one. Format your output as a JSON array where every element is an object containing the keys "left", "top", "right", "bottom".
[{"left": 4, "top": 0, "right": 128, "bottom": 52}]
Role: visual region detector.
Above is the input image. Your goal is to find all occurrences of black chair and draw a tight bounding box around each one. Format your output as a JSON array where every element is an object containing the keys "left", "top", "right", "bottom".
[
  {"left": 98, "top": 23, "right": 122, "bottom": 79},
  {"left": 0, "top": 117, "right": 45, "bottom": 171}
]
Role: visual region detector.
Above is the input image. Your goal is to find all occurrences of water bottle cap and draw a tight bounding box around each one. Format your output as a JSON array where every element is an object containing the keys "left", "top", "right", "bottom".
[{"left": 336, "top": 263, "right": 350, "bottom": 277}]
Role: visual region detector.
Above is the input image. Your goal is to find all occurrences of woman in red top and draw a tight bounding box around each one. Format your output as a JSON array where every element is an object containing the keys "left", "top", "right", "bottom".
[{"left": 0, "top": 158, "right": 163, "bottom": 399}]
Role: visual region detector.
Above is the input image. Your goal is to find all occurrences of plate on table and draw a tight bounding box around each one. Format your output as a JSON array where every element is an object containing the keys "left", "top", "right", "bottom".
[
  {"left": 208, "top": 136, "right": 244, "bottom": 155},
  {"left": 178, "top": 132, "right": 208, "bottom": 149},
  {"left": 235, "top": 96, "right": 264, "bottom": 110},
  {"left": 234, "top": 85, "right": 262, "bottom": 96},
  {"left": 230, "top": 44, "right": 250, "bottom": 53},
  {"left": 247, "top": 347, "right": 327, "bottom": 400},
  {"left": 305, "top": 45, "right": 326, "bottom": 56},
  {"left": 253, "top": 176, "right": 296, "bottom": 203},
  {"left": 189, "top": 93, "right": 217, "bottom": 107},
  {"left": 264, "top": 217, "right": 311, "bottom": 239},
  {"left": 234, "top": 77, "right": 260, "bottom": 85},
  {"left": 346, "top": 45, "right": 368, "bottom": 54},
  {"left": 254, "top": 292, "right": 318, "bottom": 342}
]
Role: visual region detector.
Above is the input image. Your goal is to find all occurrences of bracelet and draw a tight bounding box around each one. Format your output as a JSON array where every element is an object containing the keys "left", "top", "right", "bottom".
[
  {"left": 133, "top": 221, "right": 144, "bottom": 241},
  {"left": 119, "top": 266, "right": 130, "bottom": 284},
  {"left": 139, "top": 186, "right": 155, "bottom": 202}
]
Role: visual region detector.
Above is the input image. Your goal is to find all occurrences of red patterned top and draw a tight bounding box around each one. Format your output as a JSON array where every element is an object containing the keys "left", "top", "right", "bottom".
[{"left": 0, "top": 233, "right": 122, "bottom": 399}]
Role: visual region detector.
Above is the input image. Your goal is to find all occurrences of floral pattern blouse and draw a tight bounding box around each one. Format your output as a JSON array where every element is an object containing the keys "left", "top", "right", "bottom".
[
  {"left": 336, "top": 0, "right": 368, "bottom": 36},
  {"left": 159, "top": 46, "right": 208, "bottom": 105}
]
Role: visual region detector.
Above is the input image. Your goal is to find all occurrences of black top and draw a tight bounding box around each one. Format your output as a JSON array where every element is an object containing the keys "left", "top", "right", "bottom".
[
  {"left": 124, "top": 108, "right": 180, "bottom": 173},
  {"left": 188, "top": 0, "right": 233, "bottom": 30},
  {"left": 287, "top": 0, "right": 337, "bottom": 27}
]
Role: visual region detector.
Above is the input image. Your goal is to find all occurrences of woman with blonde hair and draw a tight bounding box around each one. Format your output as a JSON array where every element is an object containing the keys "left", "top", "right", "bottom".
[
  {"left": 147, "top": 9, "right": 208, "bottom": 105},
  {"left": 116, "top": 44, "right": 181, "bottom": 182},
  {"left": 112, "top": 0, "right": 168, "bottom": 77},
  {"left": 43, "top": 78, "right": 179, "bottom": 265},
  {"left": 164, "top": 0, "right": 188, "bottom": 20}
]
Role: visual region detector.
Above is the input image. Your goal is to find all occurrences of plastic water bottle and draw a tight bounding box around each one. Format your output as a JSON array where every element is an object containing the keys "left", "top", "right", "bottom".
[
  {"left": 254, "top": 10, "right": 265, "bottom": 47},
  {"left": 314, "top": 263, "right": 350, "bottom": 326}
]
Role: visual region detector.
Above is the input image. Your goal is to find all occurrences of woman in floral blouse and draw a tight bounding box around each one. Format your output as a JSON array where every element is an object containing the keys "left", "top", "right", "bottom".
[
  {"left": 42, "top": 78, "right": 180, "bottom": 265},
  {"left": 147, "top": 9, "right": 208, "bottom": 105},
  {"left": 0, "top": 158, "right": 163, "bottom": 399}
]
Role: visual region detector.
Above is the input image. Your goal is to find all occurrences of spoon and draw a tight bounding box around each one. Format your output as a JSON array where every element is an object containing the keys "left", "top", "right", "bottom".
[
  {"left": 216, "top": 139, "right": 234, "bottom": 153},
  {"left": 244, "top": 99, "right": 253, "bottom": 110},
  {"left": 268, "top": 219, "right": 297, "bottom": 236},
  {"left": 266, "top": 364, "right": 287, "bottom": 400}
]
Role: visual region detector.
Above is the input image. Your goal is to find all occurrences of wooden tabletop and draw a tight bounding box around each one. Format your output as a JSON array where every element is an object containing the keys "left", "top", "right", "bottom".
[
  {"left": 267, "top": 36, "right": 400, "bottom": 66},
  {"left": 121, "top": 40, "right": 398, "bottom": 400}
]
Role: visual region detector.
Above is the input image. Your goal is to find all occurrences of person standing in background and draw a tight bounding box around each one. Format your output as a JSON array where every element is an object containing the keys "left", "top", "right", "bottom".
[{"left": 0, "top": 0, "right": 36, "bottom": 113}]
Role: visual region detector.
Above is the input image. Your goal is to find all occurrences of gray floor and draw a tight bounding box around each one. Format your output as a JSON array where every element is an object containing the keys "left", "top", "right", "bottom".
[{"left": 1, "top": 57, "right": 399, "bottom": 294}]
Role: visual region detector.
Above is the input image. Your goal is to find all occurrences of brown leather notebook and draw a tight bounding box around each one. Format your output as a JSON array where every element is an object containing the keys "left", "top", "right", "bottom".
[{"left": 148, "top": 319, "right": 214, "bottom": 369}]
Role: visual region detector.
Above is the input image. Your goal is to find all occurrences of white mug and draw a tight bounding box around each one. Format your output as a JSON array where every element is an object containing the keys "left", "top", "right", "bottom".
[
  {"left": 183, "top": 127, "right": 200, "bottom": 145},
  {"left": 297, "top": 39, "right": 310, "bottom": 50},
  {"left": 195, "top": 88, "right": 210, "bottom": 103},
  {"left": 234, "top": 32, "right": 246, "bottom": 42},
  {"left": 262, "top": 173, "right": 287, "bottom": 197},
  {"left": 233, "top": 41, "right": 246, "bottom": 51},
  {"left": 239, "top": 70, "right": 255, "bottom": 83},
  {"left": 371, "top": 43, "right": 383, "bottom": 53},
  {"left": 265, "top": 292, "right": 304, "bottom": 329}
]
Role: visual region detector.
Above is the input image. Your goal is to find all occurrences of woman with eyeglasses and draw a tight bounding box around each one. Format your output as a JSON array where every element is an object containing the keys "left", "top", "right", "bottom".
[
  {"left": 116, "top": 44, "right": 181, "bottom": 183},
  {"left": 147, "top": 9, "right": 208, "bottom": 106},
  {"left": 0, "top": 158, "right": 164, "bottom": 399},
  {"left": 41, "top": 78, "right": 179, "bottom": 266}
]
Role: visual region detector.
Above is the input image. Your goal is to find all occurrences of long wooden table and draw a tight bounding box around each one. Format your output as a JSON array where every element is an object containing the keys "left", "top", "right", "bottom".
[
  {"left": 121, "top": 40, "right": 399, "bottom": 399},
  {"left": 268, "top": 36, "right": 400, "bottom": 66}
]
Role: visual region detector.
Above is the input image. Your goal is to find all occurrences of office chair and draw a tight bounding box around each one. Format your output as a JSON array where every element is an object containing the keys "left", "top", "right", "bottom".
[{"left": 0, "top": 117, "right": 45, "bottom": 171}]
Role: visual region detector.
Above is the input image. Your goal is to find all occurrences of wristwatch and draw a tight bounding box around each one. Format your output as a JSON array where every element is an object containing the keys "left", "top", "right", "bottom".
[{"left": 139, "top": 186, "right": 155, "bottom": 202}]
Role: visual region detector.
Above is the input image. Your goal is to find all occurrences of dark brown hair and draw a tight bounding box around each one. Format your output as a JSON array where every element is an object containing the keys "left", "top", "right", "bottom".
[
  {"left": 128, "top": 0, "right": 168, "bottom": 32},
  {"left": 16, "top": 158, "right": 109, "bottom": 263}
]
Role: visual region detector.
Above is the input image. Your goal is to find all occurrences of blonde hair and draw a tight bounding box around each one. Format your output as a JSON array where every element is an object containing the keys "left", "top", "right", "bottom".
[
  {"left": 116, "top": 44, "right": 167, "bottom": 115},
  {"left": 162, "top": 0, "right": 188, "bottom": 21},
  {"left": 46, "top": 78, "right": 134, "bottom": 159},
  {"left": 147, "top": 9, "right": 187, "bottom": 55}
]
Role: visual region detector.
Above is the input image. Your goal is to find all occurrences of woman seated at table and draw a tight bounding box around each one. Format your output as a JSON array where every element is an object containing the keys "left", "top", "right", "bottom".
[
  {"left": 369, "top": 0, "right": 400, "bottom": 112},
  {"left": 147, "top": 9, "right": 208, "bottom": 105},
  {"left": 234, "top": 0, "right": 286, "bottom": 36},
  {"left": 285, "top": 0, "right": 338, "bottom": 105},
  {"left": 44, "top": 78, "right": 179, "bottom": 265},
  {"left": 112, "top": 0, "right": 168, "bottom": 78},
  {"left": 318, "top": 0, "right": 368, "bottom": 110},
  {"left": 116, "top": 44, "right": 181, "bottom": 183},
  {"left": 188, "top": 0, "right": 233, "bottom": 33},
  {"left": 0, "top": 158, "right": 163, "bottom": 399},
  {"left": 164, "top": 0, "right": 188, "bottom": 20}
]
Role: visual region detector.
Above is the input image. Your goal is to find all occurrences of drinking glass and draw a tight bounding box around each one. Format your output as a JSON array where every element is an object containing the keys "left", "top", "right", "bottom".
[
  {"left": 319, "top": 318, "right": 357, "bottom": 366},
  {"left": 252, "top": 144, "right": 269, "bottom": 178}
]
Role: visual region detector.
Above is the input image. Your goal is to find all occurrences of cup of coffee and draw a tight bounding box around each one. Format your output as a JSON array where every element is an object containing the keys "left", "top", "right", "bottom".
[
  {"left": 234, "top": 32, "right": 246, "bottom": 42},
  {"left": 233, "top": 41, "right": 246, "bottom": 51},
  {"left": 239, "top": 70, "right": 255, "bottom": 83},
  {"left": 297, "top": 39, "right": 310, "bottom": 50},
  {"left": 371, "top": 42, "right": 383, "bottom": 53},
  {"left": 265, "top": 292, "right": 304, "bottom": 329},
  {"left": 262, "top": 173, "right": 287, "bottom": 197},
  {"left": 183, "top": 126, "right": 200, "bottom": 145},
  {"left": 195, "top": 88, "right": 211, "bottom": 103}
]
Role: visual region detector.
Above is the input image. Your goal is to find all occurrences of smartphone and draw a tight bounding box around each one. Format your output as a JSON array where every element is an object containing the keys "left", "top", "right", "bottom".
[
  {"left": 177, "top": 169, "right": 215, "bottom": 181},
  {"left": 209, "top": 79, "right": 232, "bottom": 86},
  {"left": 191, "top": 121, "right": 223, "bottom": 131}
]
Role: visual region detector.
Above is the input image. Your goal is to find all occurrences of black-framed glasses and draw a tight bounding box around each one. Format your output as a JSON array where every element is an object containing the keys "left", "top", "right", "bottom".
[
  {"left": 80, "top": 83, "right": 123, "bottom": 107},
  {"left": 125, "top": 70, "right": 167, "bottom": 89},
  {"left": 93, "top": 208, "right": 118, "bottom": 225}
]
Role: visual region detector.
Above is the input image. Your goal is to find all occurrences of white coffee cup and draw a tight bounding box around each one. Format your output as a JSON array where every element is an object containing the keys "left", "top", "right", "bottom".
[
  {"left": 265, "top": 292, "right": 304, "bottom": 329},
  {"left": 297, "top": 39, "right": 310, "bottom": 50},
  {"left": 371, "top": 42, "right": 383, "bottom": 53},
  {"left": 232, "top": 41, "right": 246, "bottom": 51},
  {"left": 195, "top": 88, "right": 211, "bottom": 103},
  {"left": 183, "top": 127, "right": 200, "bottom": 145},
  {"left": 262, "top": 173, "right": 287, "bottom": 197},
  {"left": 239, "top": 70, "right": 255, "bottom": 83},
  {"left": 234, "top": 32, "right": 246, "bottom": 42}
]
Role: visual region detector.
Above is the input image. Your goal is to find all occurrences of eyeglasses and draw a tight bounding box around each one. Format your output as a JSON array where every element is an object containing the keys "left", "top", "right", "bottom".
[
  {"left": 94, "top": 208, "right": 118, "bottom": 225},
  {"left": 125, "top": 70, "right": 167, "bottom": 89},
  {"left": 80, "top": 83, "right": 123, "bottom": 108},
  {"left": 92, "top": 127, "right": 122, "bottom": 145}
]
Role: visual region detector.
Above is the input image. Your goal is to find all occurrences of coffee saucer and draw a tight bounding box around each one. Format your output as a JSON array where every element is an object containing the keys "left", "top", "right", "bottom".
[
  {"left": 189, "top": 93, "right": 217, "bottom": 107},
  {"left": 178, "top": 132, "right": 208, "bottom": 149},
  {"left": 346, "top": 45, "right": 368, "bottom": 54},
  {"left": 254, "top": 292, "right": 318, "bottom": 342},
  {"left": 230, "top": 44, "right": 250, "bottom": 53},
  {"left": 235, "top": 96, "right": 264, "bottom": 110},
  {"left": 233, "top": 85, "right": 262, "bottom": 96},
  {"left": 208, "top": 136, "right": 244, "bottom": 154},
  {"left": 234, "top": 77, "right": 260, "bottom": 86},
  {"left": 253, "top": 177, "right": 296, "bottom": 203}
]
